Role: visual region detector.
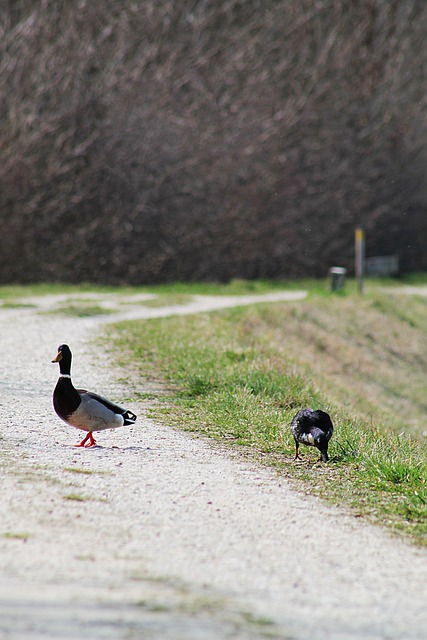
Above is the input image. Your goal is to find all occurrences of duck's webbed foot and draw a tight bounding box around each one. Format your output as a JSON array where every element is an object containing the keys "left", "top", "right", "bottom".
[{"left": 75, "top": 432, "right": 97, "bottom": 447}]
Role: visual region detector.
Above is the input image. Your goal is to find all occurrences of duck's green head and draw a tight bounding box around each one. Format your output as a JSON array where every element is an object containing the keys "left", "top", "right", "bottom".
[{"left": 52, "top": 344, "right": 72, "bottom": 366}]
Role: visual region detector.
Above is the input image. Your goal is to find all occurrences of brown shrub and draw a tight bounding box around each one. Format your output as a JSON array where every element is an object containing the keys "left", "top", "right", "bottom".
[{"left": 1, "top": 0, "right": 426, "bottom": 283}]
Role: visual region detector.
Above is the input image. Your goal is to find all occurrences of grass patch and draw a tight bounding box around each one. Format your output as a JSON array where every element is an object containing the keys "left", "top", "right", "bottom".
[
  {"left": 63, "top": 491, "right": 108, "bottom": 503},
  {"left": 49, "top": 300, "right": 114, "bottom": 317},
  {"left": 0, "top": 278, "right": 316, "bottom": 302},
  {"left": 242, "top": 612, "right": 276, "bottom": 627},
  {"left": 0, "top": 301, "right": 37, "bottom": 309},
  {"left": 0, "top": 283, "right": 121, "bottom": 299},
  {"left": 63, "top": 467, "right": 111, "bottom": 475},
  {"left": 107, "top": 286, "right": 427, "bottom": 546},
  {"left": 2, "top": 532, "right": 31, "bottom": 541},
  {"left": 63, "top": 493, "right": 92, "bottom": 502},
  {"left": 0, "top": 274, "right": 425, "bottom": 301},
  {"left": 137, "top": 293, "right": 194, "bottom": 308}
]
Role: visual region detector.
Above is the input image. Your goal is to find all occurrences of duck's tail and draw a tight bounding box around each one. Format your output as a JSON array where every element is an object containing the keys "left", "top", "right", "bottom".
[
  {"left": 123, "top": 410, "right": 137, "bottom": 425},
  {"left": 309, "top": 427, "right": 325, "bottom": 446},
  {"left": 310, "top": 427, "right": 330, "bottom": 461}
]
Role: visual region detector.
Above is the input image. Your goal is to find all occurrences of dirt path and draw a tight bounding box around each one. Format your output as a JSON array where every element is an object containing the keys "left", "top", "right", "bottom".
[{"left": 1, "top": 291, "right": 427, "bottom": 640}]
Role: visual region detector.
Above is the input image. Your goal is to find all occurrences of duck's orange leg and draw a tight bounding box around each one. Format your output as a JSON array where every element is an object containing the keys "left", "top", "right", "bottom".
[{"left": 75, "top": 432, "right": 97, "bottom": 447}]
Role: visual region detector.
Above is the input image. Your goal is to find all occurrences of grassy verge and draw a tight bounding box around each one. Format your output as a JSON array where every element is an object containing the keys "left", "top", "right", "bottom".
[
  {"left": 0, "top": 273, "right": 426, "bottom": 301},
  {"left": 0, "top": 276, "right": 382, "bottom": 301},
  {"left": 106, "top": 286, "right": 427, "bottom": 546}
]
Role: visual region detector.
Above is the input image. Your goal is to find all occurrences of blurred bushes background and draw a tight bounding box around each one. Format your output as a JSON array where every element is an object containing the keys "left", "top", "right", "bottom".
[{"left": 1, "top": 0, "right": 426, "bottom": 283}]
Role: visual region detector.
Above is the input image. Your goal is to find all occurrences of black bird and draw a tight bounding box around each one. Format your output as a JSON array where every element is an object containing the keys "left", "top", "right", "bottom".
[
  {"left": 290, "top": 408, "right": 334, "bottom": 462},
  {"left": 52, "top": 344, "right": 137, "bottom": 447}
]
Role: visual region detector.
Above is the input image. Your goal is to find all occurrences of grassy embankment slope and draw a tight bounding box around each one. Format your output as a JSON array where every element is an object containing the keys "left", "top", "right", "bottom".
[{"left": 105, "top": 279, "right": 427, "bottom": 546}]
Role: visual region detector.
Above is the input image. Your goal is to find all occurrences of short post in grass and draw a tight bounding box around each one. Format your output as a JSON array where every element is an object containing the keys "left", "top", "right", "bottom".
[
  {"left": 328, "top": 266, "right": 347, "bottom": 292},
  {"left": 355, "top": 227, "right": 365, "bottom": 294}
]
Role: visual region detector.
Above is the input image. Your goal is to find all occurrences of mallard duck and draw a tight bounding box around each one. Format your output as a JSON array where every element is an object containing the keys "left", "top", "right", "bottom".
[
  {"left": 290, "top": 408, "right": 334, "bottom": 462},
  {"left": 52, "top": 344, "right": 137, "bottom": 447}
]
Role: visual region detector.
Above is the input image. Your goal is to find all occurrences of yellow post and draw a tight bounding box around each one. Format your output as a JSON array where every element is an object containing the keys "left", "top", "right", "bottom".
[{"left": 355, "top": 227, "right": 365, "bottom": 294}]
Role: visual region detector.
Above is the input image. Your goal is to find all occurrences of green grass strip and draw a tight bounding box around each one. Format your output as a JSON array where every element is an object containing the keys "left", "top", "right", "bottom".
[{"left": 108, "top": 294, "right": 427, "bottom": 547}]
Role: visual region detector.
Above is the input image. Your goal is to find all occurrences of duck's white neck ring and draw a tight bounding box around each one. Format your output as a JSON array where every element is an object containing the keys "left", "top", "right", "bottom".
[{"left": 59, "top": 374, "right": 72, "bottom": 379}]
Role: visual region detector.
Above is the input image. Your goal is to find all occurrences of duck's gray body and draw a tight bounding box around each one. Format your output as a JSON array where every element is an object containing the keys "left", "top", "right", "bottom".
[
  {"left": 52, "top": 344, "right": 137, "bottom": 446},
  {"left": 290, "top": 408, "right": 333, "bottom": 462},
  {"left": 54, "top": 381, "right": 135, "bottom": 433}
]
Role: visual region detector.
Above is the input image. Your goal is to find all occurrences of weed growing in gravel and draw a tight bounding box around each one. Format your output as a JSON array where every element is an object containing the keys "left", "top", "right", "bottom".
[
  {"left": 63, "top": 493, "right": 92, "bottom": 502},
  {"left": 0, "top": 301, "right": 37, "bottom": 309},
  {"left": 63, "top": 467, "right": 111, "bottom": 475},
  {"left": 2, "top": 532, "right": 31, "bottom": 541},
  {"left": 108, "top": 287, "right": 427, "bottom": 546}
]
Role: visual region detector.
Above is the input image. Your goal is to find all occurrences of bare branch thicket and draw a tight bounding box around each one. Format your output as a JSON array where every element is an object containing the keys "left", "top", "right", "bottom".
[{"left": 0, "top": 0, "right": 426, "bottom": 283}]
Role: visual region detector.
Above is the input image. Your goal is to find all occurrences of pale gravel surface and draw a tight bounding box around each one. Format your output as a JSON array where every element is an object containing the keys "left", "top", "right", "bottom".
[{"left": 1, "top": 291, "right": 427, "bottom": 640}]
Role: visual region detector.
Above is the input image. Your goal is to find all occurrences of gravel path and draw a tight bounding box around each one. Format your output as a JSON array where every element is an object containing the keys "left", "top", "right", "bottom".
[{"left": 1, "top": 291, "right": 427, "bottom": 640}]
